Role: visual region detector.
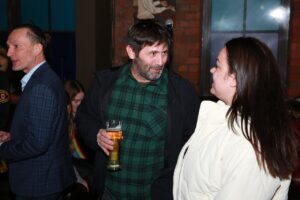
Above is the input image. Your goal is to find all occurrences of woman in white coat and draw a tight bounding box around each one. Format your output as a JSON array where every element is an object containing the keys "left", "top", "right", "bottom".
[{"left": 173, "top": 37, "right": 299, "bottom": 200}]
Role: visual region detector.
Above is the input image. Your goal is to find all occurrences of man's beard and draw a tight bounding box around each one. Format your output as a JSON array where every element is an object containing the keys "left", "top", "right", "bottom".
[{"left": 138, "top": 65, "right": 164, "bottom": 81}]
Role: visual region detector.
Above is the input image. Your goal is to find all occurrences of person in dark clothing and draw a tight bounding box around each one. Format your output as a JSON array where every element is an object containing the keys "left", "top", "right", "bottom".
[
  {"left": 0, "top": 47, "right": 10, "bottom": 132},
  {"left": 0, "top": 71, "right": 10, "bottom": 173},
  {"left": 76, "top": 19, "right": 200, "bottom": 200},
  {"left": 0, "top": 72, "right": 10, "bottom": 131},
  {"left": 0, "top": 24, "right": 75, "bottom": 200}
]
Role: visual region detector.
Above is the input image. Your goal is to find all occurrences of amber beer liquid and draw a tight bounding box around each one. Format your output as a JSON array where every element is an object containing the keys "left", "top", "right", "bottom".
[{"left": 107, "top": 129, "right": 122, "bottom": 171}]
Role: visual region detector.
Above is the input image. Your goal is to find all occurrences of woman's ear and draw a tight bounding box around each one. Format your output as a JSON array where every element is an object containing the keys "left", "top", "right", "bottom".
[
  {"left": 126, "top": 45, "right": 136, "bottom": 59},
  {"left": 229, "top": 74, "right": 236, "bottom": 87}
]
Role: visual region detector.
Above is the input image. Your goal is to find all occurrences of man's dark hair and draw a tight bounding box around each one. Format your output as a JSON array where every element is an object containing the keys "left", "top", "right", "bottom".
[
  {"left": 126, "top": 19, "right": 172, "bottom": 55},
  {"left": 10, "top": 24, "right": 50, "bottom": 53}
]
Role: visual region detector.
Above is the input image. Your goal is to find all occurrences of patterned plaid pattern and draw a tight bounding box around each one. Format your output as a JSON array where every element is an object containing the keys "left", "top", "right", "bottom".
[{"left": 105, "top": 64, "right": 168, "bottom": 199}]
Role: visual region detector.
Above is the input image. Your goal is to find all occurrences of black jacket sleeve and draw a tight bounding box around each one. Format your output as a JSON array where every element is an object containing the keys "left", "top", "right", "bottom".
[{"left": 76, "top": 75, "right": 104, "bottom": 150}]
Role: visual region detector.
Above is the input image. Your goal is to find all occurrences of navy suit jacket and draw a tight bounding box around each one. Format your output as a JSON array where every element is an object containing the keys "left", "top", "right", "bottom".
[{"left": 0, "top": 63, "right": 75, "bottom": 197}]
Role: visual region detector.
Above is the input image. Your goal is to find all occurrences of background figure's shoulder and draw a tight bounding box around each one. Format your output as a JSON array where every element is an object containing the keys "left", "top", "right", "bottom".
[
  {"left": 168, "top": 70, "right": 194, "bottom": 87},
  {"left": 94, "top": 65, "right": 124, "bottom": 80},
  {"left": 88, "top": 65, "right": 126, "bottom": 95},
  {"left": 167, "top": 70, "right": 199, "bottom": 101}
]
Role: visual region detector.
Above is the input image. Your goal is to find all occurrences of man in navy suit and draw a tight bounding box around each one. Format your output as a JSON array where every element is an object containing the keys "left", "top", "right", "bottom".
[{"left": 0, "top": 24, "right": 75, "bottom": 200}]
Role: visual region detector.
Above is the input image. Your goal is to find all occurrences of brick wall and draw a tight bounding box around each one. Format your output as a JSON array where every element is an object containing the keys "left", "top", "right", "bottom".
[
  {"left": 289, "top": 0, "right": 300, "bottom": 97},
  {"left": 113, "top": 0, "right": 134, "bottom": 66},
  {"left": 113, "top": 0, "right": 300, "bottom": 98},
  {"left": 172, "top": 0, "right": 202, "bottom": 94}
]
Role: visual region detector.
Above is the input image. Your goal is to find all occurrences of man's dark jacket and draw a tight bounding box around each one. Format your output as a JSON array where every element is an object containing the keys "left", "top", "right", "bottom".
[
  {"left": 0, "top": 63, "right": 75, "bottom": 197},
  {"left": 76, "top": 65, "right": 200, "bottom": 200}
]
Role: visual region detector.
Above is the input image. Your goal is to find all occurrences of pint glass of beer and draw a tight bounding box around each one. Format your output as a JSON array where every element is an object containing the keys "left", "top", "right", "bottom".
[{"left": 106, "top": 120, "right": 122, "bottom": 171}]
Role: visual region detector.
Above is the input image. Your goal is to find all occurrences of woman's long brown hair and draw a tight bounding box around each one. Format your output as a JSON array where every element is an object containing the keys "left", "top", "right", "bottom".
[
  {"left": 226, "top": 37, "right": 299, "bottom": 179},
  {"left": 64, "top": 80, "right": 85, "bottom": 138}
]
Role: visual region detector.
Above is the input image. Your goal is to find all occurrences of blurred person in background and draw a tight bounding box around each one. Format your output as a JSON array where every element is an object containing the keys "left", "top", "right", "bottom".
[
  {"left": 0, "top": 47, "right": 10, "bottom": 132},
  {"left": 0, "top": 47, "right": 10, "bottom": 174},
  {"left": 65, "top": 80, "right": 94, "bottom": 194}
]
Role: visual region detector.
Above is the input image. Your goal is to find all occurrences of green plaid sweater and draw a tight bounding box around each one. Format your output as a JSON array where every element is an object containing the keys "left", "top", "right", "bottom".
[{"left": 105, "top": 65, "right": 168, "bottom": 199}]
